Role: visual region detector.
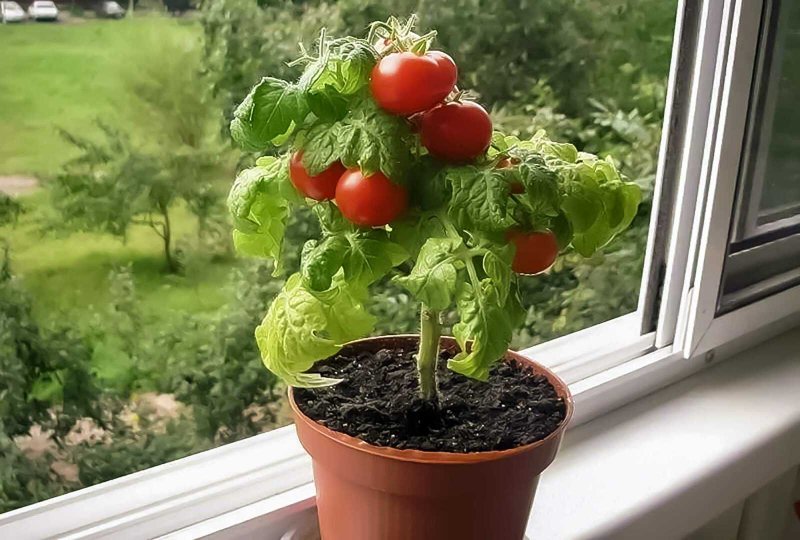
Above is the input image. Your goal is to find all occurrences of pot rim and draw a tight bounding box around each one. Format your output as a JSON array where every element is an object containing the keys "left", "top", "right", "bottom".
[{"left": 289, "top": 334, "right": 574, "bottom": 465}]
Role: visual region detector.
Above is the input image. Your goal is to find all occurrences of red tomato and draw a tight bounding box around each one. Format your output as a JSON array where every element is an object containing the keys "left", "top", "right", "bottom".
[
  {"left": 370, "top": 51, "right": 457, "bottom": 115},
  {"left": 335, "top": 169, "right": 408, "bottom": 227},
  {"left": 506, "top": 230, "right": 559, "bottom": 275},
  {"left": 289, "top": 151, "right": 345, "bottom": 201},
  {"left": 420, "top": 101, "right": 493, "bottom": 162},
  {"left": 497, "top": 157, "right": 524, "bottom": 194}
]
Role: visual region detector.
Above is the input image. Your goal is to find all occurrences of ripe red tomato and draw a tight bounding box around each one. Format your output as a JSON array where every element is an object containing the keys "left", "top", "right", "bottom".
[
  {"left": 289, "top": 151, "right": 345, "bottom": 201},
  {"left": 420, "top": 101, "right": 493, "bottom": 162},
  {"left": 506, "top": 230, "right": 559, "bottom": 275},
  {"left": 370, "top": 51, "right": 457, "bottom": 115},
  {"left": 335, "top": 169, "right": 408, "bottom": 227}
]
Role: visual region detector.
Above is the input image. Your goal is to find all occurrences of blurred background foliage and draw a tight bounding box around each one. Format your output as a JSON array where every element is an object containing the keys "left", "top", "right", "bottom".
[{"left": 0, "top": 0, "right": 675, "bottom": 511}]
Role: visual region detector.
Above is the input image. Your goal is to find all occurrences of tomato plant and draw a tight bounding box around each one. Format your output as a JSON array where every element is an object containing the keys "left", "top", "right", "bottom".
[
  {"left": 506, "top": 230, "right": 559, "bottom": 275},
  {"left": 335, "top": 169, "right": 408, "bottom": 227},
  {"left": 370, "top": 51, "right": 457, "bottom": 115},
  {"left": 420, "top": 101, "right": 493, "bottom": 162},
  {"left": 226, "top": 16, "right": 641, "bottom": 397},
  {"left": 497, "top": 157, "right": 525, "bottom": 194},
  {"left": 289, "top": 151, "right": 345, "bottom": 201}
]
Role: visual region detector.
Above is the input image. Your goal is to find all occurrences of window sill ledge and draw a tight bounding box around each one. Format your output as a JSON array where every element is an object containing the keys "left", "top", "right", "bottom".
[
  {"left": 527, "top": 327, "right": 800, "bottom": 539},
  {"left": 3, "top": 329, "right": 799, "bottom": 540}
]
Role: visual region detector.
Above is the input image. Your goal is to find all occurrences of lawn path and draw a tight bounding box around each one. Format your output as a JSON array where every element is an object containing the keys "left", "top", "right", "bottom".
[{"left": 0, "top": 176, "right": 39, "bottom": 196}]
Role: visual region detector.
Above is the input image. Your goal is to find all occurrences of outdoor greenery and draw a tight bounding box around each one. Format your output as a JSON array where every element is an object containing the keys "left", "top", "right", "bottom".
[{"left": 0, "top": 0, "right": 676, "bottom": 512}]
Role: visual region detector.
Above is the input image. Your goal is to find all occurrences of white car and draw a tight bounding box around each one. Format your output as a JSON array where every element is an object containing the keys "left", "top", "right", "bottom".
[
  {"left": 0, "top": 1, "right": 26, "bottom": 22},
  {"left": 27, "top": 0, "right": 58, "bottom": 21},
  {"left": 96, "top": 1, "right": 125, "bottom": 19}
]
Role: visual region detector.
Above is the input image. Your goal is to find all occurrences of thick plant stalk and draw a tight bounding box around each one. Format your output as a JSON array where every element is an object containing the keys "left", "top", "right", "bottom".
[{"left": 417, "top": 305, "right": 442, "bottom": 402}]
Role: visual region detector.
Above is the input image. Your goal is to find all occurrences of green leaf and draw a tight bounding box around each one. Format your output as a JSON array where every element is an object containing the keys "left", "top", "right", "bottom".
[
  {"left": 300, "top": 229, "right": 407, "bottom": 291},
  {"left": 389, "top": 213, "right": 447, "bottom": 259},
  {"left": 482, "top": 246, "right": 513, "bottom": 306},
  {"left": 531, "top": 130, "right": 579, "bottom": 163},
  {"left": 446, "top": 166, "right": 518, "bottom": 232},
  {"left": 516, "top": 161, "right": 561, "bottom": 217},
  {"left": 409, "top": 157, "right": 449, "bottom": 211},
  {"left": 561, "top": 185, "right": 602, "bottom": 233},
  {"left": 302, "top": 96, "right": 414, "bottom": 182},
  {"left": 306, "top": 88, "right": 350, "bottom": 123},
  {"left": 525, "top": 131, "right": 642, "bottom": 256},
  {"left": 449, "top": 279, "right": 516, "bottom": 381},
  {"left": 230, "top": 77, "right": 309, "bottom": 151},
  {"left": 313, "top": 202, "right": 353, "bottom": 234},
  {"left": 307, "top": 38, "right": 377, "bottom": 96},
  {"left": 338, "top": 97, "right": 415, "bottom": 181},
  {"left": 301, "top": 236, "right": 349, "bottom": 291},
  {"left": 227, "top": 157, "right": 299, "bottom": 268},
  {"left": 301, "top": 122, "right": 343, "bottom": 175},
  {"left": 255, "top": 273, "right": 375, "bottom": 388},
  {"left": 343, "top": 231, "right": 409, "bottom": 288},
  {"left": 394, "top": 238, "right": 465, "bottom": 311}
]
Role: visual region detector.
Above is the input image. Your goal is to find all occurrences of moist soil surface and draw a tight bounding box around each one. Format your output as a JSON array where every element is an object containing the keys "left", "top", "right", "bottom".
[{"left": 294, "top": 342, "right": 567, "bottom": 453}]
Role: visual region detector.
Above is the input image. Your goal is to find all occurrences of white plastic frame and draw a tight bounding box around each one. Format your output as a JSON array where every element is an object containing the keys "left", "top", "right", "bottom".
[{"left": 677, "top": 0, "right": 800, "bottom": 359}]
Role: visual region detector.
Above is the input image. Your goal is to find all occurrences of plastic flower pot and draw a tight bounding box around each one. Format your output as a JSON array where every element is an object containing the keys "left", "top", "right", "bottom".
[{"left": 289, "top": 335, "right": 574, "bottom": 540}]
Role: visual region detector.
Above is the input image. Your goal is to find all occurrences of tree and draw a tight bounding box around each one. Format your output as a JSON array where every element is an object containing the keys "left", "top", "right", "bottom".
[
  {"left": 51, "top": 125, "right": 216, "bottom": 273},
  {"left": 51, "top": 34, "right": 229, "bottom": 273}
]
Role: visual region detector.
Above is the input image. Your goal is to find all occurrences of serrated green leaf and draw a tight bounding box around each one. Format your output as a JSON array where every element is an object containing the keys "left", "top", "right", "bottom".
[
  {"left": 306, "top": 87, "right": 350, "bottom": 123},
  {"left": 516, "top": 161, "right": 561, "bottom": 217},
  {"left": 227, "top": 157, "right": 299, "bottom": 268},
  {"left": 301, "top": 122, "right": 343, "bottom": 175},
  {"left": 446, "top": 166, "right": 518, "bottom": 232},
  {"left": 337, "top": 99, "right": 414, "bottom": 181},
  {"left": 482, "top": 247, "right": 513, "bottom": 306},
  {"left": 313, "top": 202, "right": 354, "bottom": 234},
  {"left": 343, "top": 231, "right": 409, "bottom": 288},
  {"left": 561, "top": 188, "right": 602, "bottom": 233},
  {"left": 301, "top": 236, "right": 349, "bottom": 291},
  {"left": 301, "top": 38, "right": 377, "bottom": 96},
  {"left": 255, "top": 273, "right": 375, "bottom": 388},
  {"left": 449, "top": 279, "right": 515, "bottom": 381},
  {"left": 300, "top": 97, "right": 413, "bottom": 182},
  {"left": 230, "top": 77, "right": 309, "bottom": 151},
  {"left": 389, "top": 213, "right": 447, "bottom": 259},
  {"left": 394, "top": 238, "right": 465, "bottom": 311}
]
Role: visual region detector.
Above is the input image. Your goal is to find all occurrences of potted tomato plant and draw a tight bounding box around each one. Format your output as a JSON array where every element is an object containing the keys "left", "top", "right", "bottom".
[{"left": 226, "top": 17, "right": 641, "bottom": 540}]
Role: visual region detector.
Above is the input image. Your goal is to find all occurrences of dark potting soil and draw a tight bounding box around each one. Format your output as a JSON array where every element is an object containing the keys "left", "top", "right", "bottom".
[{"left": 294, "top": 343, "right": 567, "bottom": 453}]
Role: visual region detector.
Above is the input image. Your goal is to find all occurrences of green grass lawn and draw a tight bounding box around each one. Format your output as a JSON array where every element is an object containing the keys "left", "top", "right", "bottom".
[
  {"left": 0, "top": 15, "right": 238, "bottom": 327},
  {"left": 2, "top": 190, "right": 235, "bottom": 327},
  {"left": 0, "top": 15, "right": 201, "bottom": 176}
]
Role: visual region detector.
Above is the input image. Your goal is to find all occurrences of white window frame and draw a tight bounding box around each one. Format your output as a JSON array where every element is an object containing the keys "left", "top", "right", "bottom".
[{"left": 3, "top": 0, "right": 800, "bottom": 537}]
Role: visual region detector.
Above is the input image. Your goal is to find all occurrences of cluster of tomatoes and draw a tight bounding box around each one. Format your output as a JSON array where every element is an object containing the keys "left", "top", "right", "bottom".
[{"left": 288, "top": 48, "right": 557, "bottom": 275}]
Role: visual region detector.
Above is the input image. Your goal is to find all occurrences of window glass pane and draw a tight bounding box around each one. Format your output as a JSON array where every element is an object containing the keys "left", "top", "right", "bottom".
[
  {"left": 756, "top": 1, "right": 800, "bottom": 224},
  {"left": 736, "top": 0, "right": 800, "bottom": 239},
  {"left": 0, "top": 0, "right": 675, "bottom": 512},
  {"left": 722, "top": 0, "right": 800, "bottom": 312}
]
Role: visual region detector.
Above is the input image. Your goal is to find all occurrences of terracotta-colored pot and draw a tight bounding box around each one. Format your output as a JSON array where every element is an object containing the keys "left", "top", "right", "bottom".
[{"left": 290, "top": 335, "right": 573, "bottom": 540}]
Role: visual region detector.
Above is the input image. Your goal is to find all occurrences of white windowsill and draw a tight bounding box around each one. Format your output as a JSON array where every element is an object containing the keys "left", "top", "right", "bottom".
[
  {"left": 2, "top": 327, "right": 799, "bottom": 539},
  {"left": 527, "top": 327, "right": 800, "bottom": 539}
]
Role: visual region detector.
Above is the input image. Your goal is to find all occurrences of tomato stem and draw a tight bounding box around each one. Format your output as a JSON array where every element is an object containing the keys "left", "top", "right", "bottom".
[{"left": 417, "top": 305, "right": 441, "bottom": 402}]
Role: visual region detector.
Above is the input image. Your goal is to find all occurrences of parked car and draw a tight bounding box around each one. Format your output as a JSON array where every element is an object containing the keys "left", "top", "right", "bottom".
[
  {"left": 27, "top": 0, "right": 58, "bottom": 21},
  {"left": 95, "top": 1, "right": 124, "bottom": 19},
  {"left": 0, "top": 1, "right": 26, "bottom": 22}
]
